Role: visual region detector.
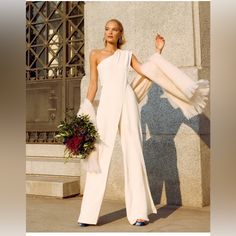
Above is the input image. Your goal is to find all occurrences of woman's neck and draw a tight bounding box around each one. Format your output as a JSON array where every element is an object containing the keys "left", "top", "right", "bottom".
[{"left": 104, "top": 44, "right": 118, "bottom": 53}]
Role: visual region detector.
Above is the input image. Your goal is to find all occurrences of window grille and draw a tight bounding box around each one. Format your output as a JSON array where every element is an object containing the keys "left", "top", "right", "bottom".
[{"left": 26, "top": 1, "right": 85, "bottom": 143}]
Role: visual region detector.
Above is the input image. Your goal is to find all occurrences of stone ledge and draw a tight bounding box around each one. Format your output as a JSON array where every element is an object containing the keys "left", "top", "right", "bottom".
[
  {"left": 26, "top": 156, "right": 81, "bottom": 176},
  {"left": 26, "top": 174, "right": 80, "bottom": 198},
  {"left": 26, "top": 144, "right": 65, "bottom": 157}
]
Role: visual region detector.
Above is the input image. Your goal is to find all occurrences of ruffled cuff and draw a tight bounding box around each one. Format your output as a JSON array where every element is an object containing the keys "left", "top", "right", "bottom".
[{"left": 77, "top": 98, "right": 96, "bottom": 125}]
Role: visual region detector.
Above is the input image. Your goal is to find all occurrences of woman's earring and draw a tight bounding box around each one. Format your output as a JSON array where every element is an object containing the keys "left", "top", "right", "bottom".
[{"left": 118, "top": 37, "right": 122, "bottom": 44}]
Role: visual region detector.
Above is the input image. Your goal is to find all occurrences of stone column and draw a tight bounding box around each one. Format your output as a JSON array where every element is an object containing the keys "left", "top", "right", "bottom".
[{"left": 80, "top": 1, "right": 210, "bottom": 207}]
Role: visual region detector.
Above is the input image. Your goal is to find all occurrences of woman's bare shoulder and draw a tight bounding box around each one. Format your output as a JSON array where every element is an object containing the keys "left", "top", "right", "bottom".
[
  {"left": 89, "top": 48, "right": 105, "bottom": 61},
  {"left": 89, "top": 49, "right": 99, "bottom": 58},
  {"left": 90, "top": 48, "right": 105, "bottom": 55}
]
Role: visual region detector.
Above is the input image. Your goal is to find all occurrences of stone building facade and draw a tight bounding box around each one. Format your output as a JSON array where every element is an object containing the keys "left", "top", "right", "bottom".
[{"left": 26, "top": 1, "right": 210, "bottom": 207}]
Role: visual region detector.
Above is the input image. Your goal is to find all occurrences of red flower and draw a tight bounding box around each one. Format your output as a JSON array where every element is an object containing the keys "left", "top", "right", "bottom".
[{"left": 66, "top": 135, "right": 85, "bottom": 154}]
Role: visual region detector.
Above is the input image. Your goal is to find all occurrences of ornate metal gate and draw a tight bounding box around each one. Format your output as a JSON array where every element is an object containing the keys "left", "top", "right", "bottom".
[{"left": 26, "top": 1, "right": 85, "bottom": 143}]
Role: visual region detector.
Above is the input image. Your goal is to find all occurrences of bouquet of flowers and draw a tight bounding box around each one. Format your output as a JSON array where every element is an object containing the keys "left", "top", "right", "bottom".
[{"left": 55, "top": 110, "right": 99, "bottom": 163}]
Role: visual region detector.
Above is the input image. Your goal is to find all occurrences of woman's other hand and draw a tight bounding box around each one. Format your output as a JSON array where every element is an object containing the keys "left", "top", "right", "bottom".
[{"left": 155, "top": 33, "right": 165, "bottom": 54}]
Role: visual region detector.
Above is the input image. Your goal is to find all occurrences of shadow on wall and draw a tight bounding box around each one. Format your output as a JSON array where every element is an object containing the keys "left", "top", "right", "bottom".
[{"left": 141, "top": 84, "right": 210, "bottom": 206}]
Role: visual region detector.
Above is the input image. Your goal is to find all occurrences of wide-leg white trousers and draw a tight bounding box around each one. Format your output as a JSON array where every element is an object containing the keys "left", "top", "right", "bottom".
[{"left": 77, "top": 85, "right": 156, "bottom": 225}]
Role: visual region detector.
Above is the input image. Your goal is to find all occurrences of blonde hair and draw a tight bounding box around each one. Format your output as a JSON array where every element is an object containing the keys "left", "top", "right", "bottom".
[{"left": 103, "top": 19, "right": 126, "bottom": 48}]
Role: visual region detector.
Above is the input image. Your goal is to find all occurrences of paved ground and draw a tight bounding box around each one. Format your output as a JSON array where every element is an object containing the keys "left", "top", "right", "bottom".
[{"left": 26, "top": 194, "right": 210, "bottom": 233}]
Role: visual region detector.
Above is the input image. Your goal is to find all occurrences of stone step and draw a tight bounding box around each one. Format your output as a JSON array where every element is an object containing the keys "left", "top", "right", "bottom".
[
  {"left": 26, "top": 174, "right": 80, "bottom": 198},
  {"left": 26, "top": 156, "right": 81, "bottom": 176}
]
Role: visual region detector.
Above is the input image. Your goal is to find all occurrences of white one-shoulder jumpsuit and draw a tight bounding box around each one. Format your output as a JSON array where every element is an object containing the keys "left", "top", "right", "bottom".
[{"left": 78, "top": 49, "right": 157, "bottom": 225}]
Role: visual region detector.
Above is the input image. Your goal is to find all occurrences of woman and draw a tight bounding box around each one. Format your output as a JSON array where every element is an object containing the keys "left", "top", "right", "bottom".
[{"left": 77, "top": 18, "right": 209, "bottom": 227}]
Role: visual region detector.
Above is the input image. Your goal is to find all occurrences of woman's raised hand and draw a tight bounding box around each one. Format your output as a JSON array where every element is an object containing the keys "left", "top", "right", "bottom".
[{"left": 155, "top": 33, "right": 165, "bottom": 53}]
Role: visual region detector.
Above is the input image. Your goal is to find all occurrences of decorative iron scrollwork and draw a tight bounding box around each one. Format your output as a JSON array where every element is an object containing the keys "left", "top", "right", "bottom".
[
  {"left": 27, "top": 131, "right": 60, "bottom": 144},
  {"left": 26, "top": 1, "right": 85, "bottom": 81}
]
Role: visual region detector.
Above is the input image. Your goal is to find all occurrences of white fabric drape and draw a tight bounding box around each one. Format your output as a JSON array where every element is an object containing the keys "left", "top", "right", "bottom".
[{"left": 130, "top": 52, "right": 209, "bottom": 119}]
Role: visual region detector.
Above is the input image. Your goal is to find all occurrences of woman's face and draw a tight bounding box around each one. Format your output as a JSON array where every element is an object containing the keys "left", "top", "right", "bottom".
[{"left": 104, "top": 21, "right": 122, "bottom": 45}]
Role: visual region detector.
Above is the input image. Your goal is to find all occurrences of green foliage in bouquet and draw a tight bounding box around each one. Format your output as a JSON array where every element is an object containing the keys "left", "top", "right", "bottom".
[{"left": 55, "top": 109, "right": 99, "bottom": 163}]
